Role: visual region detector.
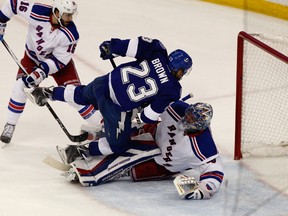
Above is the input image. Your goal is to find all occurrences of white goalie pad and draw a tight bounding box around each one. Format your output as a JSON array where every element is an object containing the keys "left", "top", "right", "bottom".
[{"left": 71, "top": 147, "right": 161, "bottom": 187}]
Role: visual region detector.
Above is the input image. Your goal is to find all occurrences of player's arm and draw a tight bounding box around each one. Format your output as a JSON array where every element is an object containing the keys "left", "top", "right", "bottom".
[
  {"left": 0, "top": 0, "right": 34, "bottom": 21},
  {"left": 42, "top": 40, "right": 77, "bottom": 75},
  {"left": 42, "top": 25, "right": 79, "bottom": 75},
  {"left": 22, "top": 30, "right": 78, "bottom": 87},
  {"left": 0, "top": 0, "right": 33, "bottom": 40},
  {"left": 174, "top": 157, "right": 224, "bottom": 200},
  {"left": 99, "top": 36, "right": 167, "bottom": 61},
  {"left": 140, "top": 94, "right": 180, "bottom": 123}
]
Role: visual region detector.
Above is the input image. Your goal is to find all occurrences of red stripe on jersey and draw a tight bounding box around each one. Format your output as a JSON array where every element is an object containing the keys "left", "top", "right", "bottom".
[
  {"left": 167, "top": 105, "right": 181, "bottom": 121},
  {"left": 81, "top": 105, "right": 94, "bottom": 118},
  {"left": 191, "top": 136, "right": 206, "bottom": 161},
  {"left": 61, "top": 27, "right": 75, "bottom": 41},
  {"left": 30, "top": 12, "right": 50, "bottom": 21}
]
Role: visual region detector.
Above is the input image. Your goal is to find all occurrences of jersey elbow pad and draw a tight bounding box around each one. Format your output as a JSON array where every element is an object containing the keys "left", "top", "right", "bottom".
[
  {"left": 140, "top": 106, "right": 161, "bottom": 123},
  {"left": 126, "top": 38, "right": 139, "bottom": 58}
]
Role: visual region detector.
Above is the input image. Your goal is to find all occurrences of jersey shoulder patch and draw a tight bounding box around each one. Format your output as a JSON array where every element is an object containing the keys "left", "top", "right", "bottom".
[
  {"left": 166, "top": 101, "right": 189, "bottom": 122},
  {"left": 59, "top": 21, "right": 79, "bottom": 42},
  {"left": 189, "top": 128, "right": 218, "bottom": 161},
  {"left": 30, "top": 4, "right": 52, "bottom": 22}
]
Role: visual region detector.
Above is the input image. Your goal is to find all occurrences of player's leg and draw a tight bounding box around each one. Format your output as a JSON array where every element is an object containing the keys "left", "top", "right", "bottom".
[
  {"left": 87, "top": 97, "right": 134, "bottom": 155},
  {"left": 69, "top": 146, "right": 161, "bottom": 186},
  {"left": 51, "top": 59, "right": 102, "bottom": 127},
  {"left": 130, "top": 159, "right": 177, "bottom": 181},
  {"left": 0, "top": 53, "right": 36, "bottom": 143}
]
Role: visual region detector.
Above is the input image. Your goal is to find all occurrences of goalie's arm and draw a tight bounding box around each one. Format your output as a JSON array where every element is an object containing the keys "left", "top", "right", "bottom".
[{"left": 174, "top": 157, "right": 224, "bottom": 200}]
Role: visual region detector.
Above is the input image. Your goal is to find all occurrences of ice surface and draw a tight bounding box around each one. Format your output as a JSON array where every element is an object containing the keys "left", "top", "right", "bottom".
[{"left": 0, "top": 0, "right": 287, "bottom": 215}]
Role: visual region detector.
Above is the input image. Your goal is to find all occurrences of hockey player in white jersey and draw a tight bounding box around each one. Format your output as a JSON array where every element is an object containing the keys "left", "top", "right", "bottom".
[
  {"left": 0, "top": 0, "right": 101, "bottom": 144},
  {"left": 130, "top": 100, "right": 224, "bottom": 199},
  {"left": 58, "top": 100, "right": 224, "bottom": 200}
]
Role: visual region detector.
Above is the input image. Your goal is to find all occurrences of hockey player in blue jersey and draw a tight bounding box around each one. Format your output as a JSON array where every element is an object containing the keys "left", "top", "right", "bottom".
[{"left": 28, "top": 36, "right": 193, "bottom": 156}]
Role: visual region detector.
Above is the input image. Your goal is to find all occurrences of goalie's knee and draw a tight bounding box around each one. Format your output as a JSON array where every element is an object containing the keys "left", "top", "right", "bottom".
[{"left": 130, "top": 159, "right": 176, "bottom": 181}]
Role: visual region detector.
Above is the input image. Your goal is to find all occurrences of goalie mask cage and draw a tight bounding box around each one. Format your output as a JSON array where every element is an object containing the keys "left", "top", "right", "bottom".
[{"left": 234, "top": 31, "right": 288, "bottom": 160}]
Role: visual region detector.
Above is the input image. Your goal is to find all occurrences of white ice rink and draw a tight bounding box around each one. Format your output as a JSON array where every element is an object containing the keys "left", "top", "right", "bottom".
[{"left": 0, "top": 0, "right": 288, "bottom": 215}]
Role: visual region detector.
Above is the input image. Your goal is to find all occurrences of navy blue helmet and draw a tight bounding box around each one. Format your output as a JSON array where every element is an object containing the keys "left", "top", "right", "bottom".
[{"left": 168, "top": 49, "right": 193, "bottom": 78}]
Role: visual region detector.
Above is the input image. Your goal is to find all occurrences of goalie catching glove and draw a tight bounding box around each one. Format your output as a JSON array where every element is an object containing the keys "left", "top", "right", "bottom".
[
  {"left": 22, "top": 68, "right": 48, "bottom": 88},
  {"left": 173, "top": 175, "right": 211, "bottom": 200}
]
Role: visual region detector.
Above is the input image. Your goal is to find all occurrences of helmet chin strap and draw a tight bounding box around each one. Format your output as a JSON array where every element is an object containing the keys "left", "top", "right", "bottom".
[{"left": 52, "top": 10, "right": 64, "bottom": 27}]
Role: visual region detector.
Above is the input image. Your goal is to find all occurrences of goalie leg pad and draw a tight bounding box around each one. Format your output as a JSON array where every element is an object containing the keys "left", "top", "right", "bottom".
[{"left": 71, "top": 147, "right": 161, "bottom": 186}]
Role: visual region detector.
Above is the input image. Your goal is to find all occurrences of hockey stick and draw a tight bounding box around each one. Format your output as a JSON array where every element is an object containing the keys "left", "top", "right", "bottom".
[
  {"left": 1, "top": 39, "right": 88, "bottom": 142},
  {"left": 181, "top": 92, "right": 193, "bottom": 101}
]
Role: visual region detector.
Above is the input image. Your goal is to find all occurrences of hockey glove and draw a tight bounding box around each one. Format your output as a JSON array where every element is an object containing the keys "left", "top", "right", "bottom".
[
  {"left": 0, "top": 22, "right": 7, "bottom": 41},
  {"left": 99, "top": 40, "right": 118, "bottom": 60},
  {"left": 29, "top": 87, "right": 53, "bottom": 106},
  {"left": 173, "top": 175, "right": 206, "bottom": 200},
  {"left": 22, "top": 68, "right": 48, "bottom": 88}
]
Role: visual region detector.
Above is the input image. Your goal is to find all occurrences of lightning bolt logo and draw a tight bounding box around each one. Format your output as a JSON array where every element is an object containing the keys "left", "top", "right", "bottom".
[{"left": 116, "top": 112, "right": 126, "bottom": 139}]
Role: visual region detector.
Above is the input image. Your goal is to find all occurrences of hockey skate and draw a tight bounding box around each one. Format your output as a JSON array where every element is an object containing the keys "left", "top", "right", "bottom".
[
  {"left": 0, "top": 123, "right": 16, "bottom": 144},
  {"left": 61, "top": 167, "right": 79, "bottom": 182},
  {"left": 57, "top": 145, "right": 88, "bottom": 164}
]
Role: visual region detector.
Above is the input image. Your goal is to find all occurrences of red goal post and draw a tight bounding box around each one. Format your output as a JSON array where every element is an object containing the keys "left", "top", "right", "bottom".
[{"left": 234, "top": 31, "right": 288, "bottom": 160}]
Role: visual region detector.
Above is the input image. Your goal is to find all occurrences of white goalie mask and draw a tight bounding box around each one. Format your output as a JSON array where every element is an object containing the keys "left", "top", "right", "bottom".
[
  {"left": 52, "top": 0, "right": 77, "bottom": 25},
  {"left": 179, "top": 102, "right": 213, "bottom": 131}
]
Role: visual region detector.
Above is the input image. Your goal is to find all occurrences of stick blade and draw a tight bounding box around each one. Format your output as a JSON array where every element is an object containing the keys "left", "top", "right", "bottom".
[{"left": 43, "top": 155, "right": 71, "bottom": 171}]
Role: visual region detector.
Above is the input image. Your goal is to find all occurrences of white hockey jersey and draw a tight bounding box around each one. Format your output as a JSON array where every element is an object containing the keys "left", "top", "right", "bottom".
[
  {"left": 0, "top": 0, "right": 79, "bottom": 74},
  {"left": 154, "top": 100, "right": 224, "bottom": 198}
]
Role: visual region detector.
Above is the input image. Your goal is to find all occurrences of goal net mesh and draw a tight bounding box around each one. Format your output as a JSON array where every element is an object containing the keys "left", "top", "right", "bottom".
[{"left": 237, "top": 32, "right": 288, "bottom": 158}]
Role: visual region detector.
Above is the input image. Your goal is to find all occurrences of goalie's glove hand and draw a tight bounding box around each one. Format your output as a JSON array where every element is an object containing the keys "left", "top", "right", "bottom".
[
  {"left": 22, "top": 68, "right": 48, "bottom": 88},
  {"left": 0, "top": 22, "right": 7, "bottom": 41},
  {"left": 99, "top": 40, "right": 118, "bottom": 60},
  {"left": 173, "top": 175, "right": 205, "bottom": 200}
]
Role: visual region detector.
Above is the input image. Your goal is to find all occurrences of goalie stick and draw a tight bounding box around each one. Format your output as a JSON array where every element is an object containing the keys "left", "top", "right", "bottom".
[
  {"left": 1, "top": 39, "right": 88, "bottom": 143},
  {"left": 43, "top": 155, "right": 72, "bottom": 171}
]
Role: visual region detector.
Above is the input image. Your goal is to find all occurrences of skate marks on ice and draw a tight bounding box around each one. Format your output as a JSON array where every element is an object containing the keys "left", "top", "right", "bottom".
[{"left": 81, "top": 156, "right": 288, "bottom": 216}]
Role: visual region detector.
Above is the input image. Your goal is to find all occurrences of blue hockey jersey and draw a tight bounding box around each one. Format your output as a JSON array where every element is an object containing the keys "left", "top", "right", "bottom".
[{"left": 107, "top": 36, "right": 182, "bottom": 122}]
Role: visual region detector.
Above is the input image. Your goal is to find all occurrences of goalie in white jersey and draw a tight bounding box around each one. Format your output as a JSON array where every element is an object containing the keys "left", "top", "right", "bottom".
[
  {"left": 61, "top": 100, "right": 224, "bottom": 200},
  {"left": 130, "top": 100, "right": 224, "bottom": 199},
  {"left": 0, "top": 0, "right": 101, "bottom": 144}
]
